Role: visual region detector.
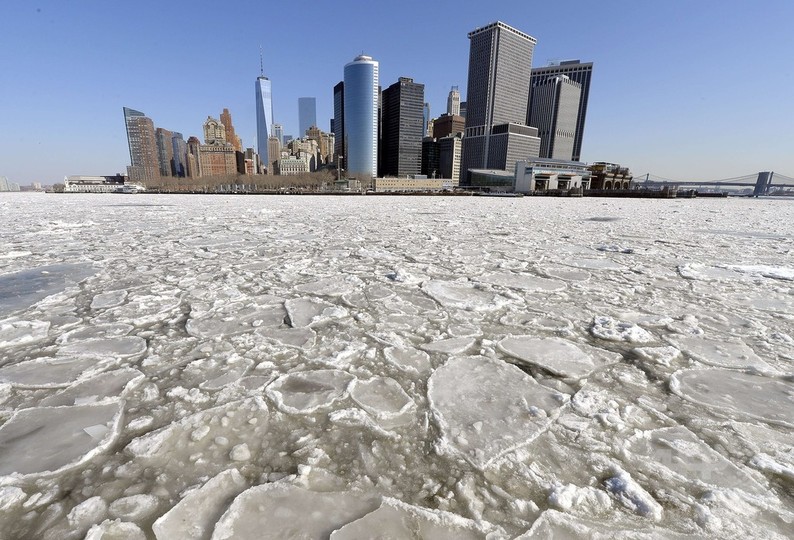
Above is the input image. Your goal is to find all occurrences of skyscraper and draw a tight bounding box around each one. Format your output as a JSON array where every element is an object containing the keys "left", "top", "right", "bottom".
[
  {"left": 343, "top": 55, "right": 379, "bottom": 179},
  {"left": 220, "top": 108, "right": 242, "bottom": 151},
  {"left": 333, "top": 81, "right": 344, "bottom": 166},
  {"left": 256, "top": 73, "right": 274, "bottom": 172},
  {"left": 447, "top": 86, "right": 461, "bottom": 116},
  {"left": 423, "top": 102, "right": 431, "bottom": 138},
  {"left": 273, "top": 124, "right": 284, "bottom": 146},
  {"left": 529, "top": 60, "right": 593, "bottom": 161},
  {"left": 155, "top": 127, "right": 175, "bottom": 177},
  {"left": 382, "top": 77, "right": 424, "bottom": 177},
  {"left": 123, "top": 107, "right": 160, "bottom": 184},
  {"left": 298, "top": 97, "right": 317, "bottom": 137},
  {"left": 460, "top": 22, "right": 537, "bottom": 182},
  {"left": 528, "top": 75, "right": 581, "bottom": 160}
]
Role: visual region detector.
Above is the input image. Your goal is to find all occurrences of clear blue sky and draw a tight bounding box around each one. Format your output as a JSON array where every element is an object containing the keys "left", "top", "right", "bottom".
[{"left": 1, "top": 0, "right": 792, "bottom": 184}]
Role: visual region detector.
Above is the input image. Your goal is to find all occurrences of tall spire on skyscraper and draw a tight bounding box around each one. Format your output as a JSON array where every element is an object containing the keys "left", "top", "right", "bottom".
[{"left": 259, "top": 46, "right": 264, "bottom": 77}]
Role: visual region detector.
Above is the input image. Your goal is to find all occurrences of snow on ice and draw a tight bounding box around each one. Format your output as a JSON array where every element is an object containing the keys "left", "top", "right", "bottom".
[{"left": 0, "top": 193, "right": 792, "bottom": 538}]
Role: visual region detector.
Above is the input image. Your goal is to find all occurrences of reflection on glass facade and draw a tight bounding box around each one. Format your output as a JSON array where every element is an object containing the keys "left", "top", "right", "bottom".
[
  {"left": 256, "top": 76, "right": 274, "bottom": 169},
  {"left": 343, "top": 55, "right": 378, "bottom": 179}
]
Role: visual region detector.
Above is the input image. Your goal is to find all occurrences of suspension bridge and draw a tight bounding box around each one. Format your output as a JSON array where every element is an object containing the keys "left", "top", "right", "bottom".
[{"left": 636, "top": 171, "right": 794, "bottom": 196}]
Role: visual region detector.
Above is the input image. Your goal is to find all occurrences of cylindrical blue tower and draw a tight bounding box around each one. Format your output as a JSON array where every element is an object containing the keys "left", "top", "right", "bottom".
[{"left": 343, "top": 55, "right": 379, "bottom": 179}]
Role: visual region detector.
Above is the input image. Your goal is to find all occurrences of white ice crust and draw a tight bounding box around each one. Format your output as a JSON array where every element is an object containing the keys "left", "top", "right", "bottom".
[{"left": 0, "top": 195, "right": 793, "bottom": 539}]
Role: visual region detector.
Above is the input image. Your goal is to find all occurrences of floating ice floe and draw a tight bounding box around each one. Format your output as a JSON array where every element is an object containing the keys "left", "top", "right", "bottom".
[
  {"left": 678, "top": 263, "right": 747, "bottom": 282},
  {"left": 266, "top": 369, "right": 355, "bottom": 415},
  {"left": 726, "top": 264, "right": 794, "bottom": 281},
  {"left": 330, "top": 497, "right": 500, "bottom": 539},
  {"left": 0, "top": 319, "right": 50, "bottom": 349},
  {"left": 671, "top": 369, "right": 794, "bottom": 428},
  {"left": 476, "top": 271, "right": 566, "bottom": 292},
  {"left": 40, "top": 368, "right": 143, "bottom": 407},
  {"left": 604, "top": 468, "right": 663, "bottom": 521},
  {"left": 517, "top": 509, "right": 694, "bottom": 539},
  {"left": 211, "top": 483, "right": 379, "bottom": 539},
  {"left": 84, "top": 519, "right": 146, "bottom": 540},
  {"left": 96, "top": 290, "right": 182, "bottom": 326},
  {"left": 0, "top": 263, "right": 96, "bottom": 318},
  {"left": 498, "top": 336, "right": 601, "bottom": 378},
  {"left": 58, "top": 323, "right": 134, "bottom": 343},
  {"left": 633, "top": 345, "right": 681, "bottom": 367},
  {"left": 186, "top": 302, "right": 286, "bottom": 338},
  {"left": 383, "top": 346, "right": 432, "bottom": 375},
  {"left": 428, "top": 356, "right": 568, "bottom": 468},
  {"left": 153, "top": 469, "right": 248, "bottom": 540},
  {"left": 565, "top": 258, "right": 625, "bottom": 271},
  {"left": 421, "top": 280, "right": 507, "bottom": 311},
  {"left": 421, "top": 336, "right": 476, "bottom": 355},
  {"left": 90, "top": 290, "right": 128, "bottom": 310},
  {"left": 665, "top": 335, "right": 773, "bottom": 371},
  {"left": 539, "top": 265, "right": 592, "bottom": 282},
  {"left": 284, "top": 298, "right": 348, "bottom": 328},
  {"left": 350, "top": 376, "right": 415, "bottom": 425},
  {"left": 591, "top": 316, "right": 654, "bottom": 343},
  {"left": 255, "top": 326, "right": 316, "bottom": 350},
  {"left": 625, "top": 426, "right": 766, "bottom": 493},
  {"left": 0, "top": 401, "right": 123, "bottom": 477},
  {"left": 294, "top": 275, "right": 365, "bottom": 297},
  {"left": 57, "top": 336, "right": 147, "bottom": 359},
  {"left": 0, "top": 356, "right": 105, "bottom": 388}
]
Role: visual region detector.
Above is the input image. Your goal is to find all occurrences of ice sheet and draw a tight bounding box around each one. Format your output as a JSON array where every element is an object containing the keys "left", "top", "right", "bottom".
[{"left": 1, "top": 195, "right": 793, "bottom": 539}]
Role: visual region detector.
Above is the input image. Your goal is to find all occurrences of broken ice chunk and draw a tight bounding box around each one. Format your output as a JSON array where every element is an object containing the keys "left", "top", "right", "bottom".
[
  {"left": 330, "top": 497, "right": 500, "bottom": 539},
  {"left": 498, "top": 337, "right": 596, "bottom": 378},
  {"left": 153, "top": 469, "right": 247, "bottom": 540},
  {"left": 266, "top": 370, "right": 355, "bottom": 414},
  {"left": 604, "top": 468, "right": 663, "bottom": 521},
  {"left": 284, "top": 298, "right": 348, "bottom": 328},
  {"left": 0, "top": 402, "right": 122, "bottom": 476},
  {"left": 0, "top": 319, "right": 50, "bottom": 349},
  {"left": 626, "top": 426, "right": 765, "bottom": 493},
  {"left": 350, "top": 376, "right": 415, "bottom": 422},
  {"left": 90, "top": 290, "right": 128, "bottom": 310},
  {"left": 57, "top": 336, "right": 147, "bottom": 359},
  {"left": 383, "top": 346, "right": 432, "bottom": 375},
  {"left": 210, "top": 484, "right": 378, "bottom": 539},
  {"left": 666, "top": 335, "right": 773, "bottom": 371},
  {"left": 476, "top": 272, "right": 566, "bottom": 292},
  {"left": 421, "top": 336, "right": 476, "bottom": 355},
  {"left": 421, "top": 280, "right": 507, "bottom": 311},
  {"left": 591, "top": 316, "right": 654, "bottom": 343},
  {"left": 427, "top": 356, "right": 568, "bottom": 468},
  {"left": 670, "top": 369, "right": 794, "bottom": 428}
]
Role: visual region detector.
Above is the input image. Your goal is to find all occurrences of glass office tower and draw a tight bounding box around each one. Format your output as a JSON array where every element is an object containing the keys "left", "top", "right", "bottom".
[
  {"left": 298, "top": 97, "right": 317, "bottom": 137},
  {"left": 255, "top": 75, "right": 274, "bottom": 170},
  {"left": 343, "top": 55, "right": 379, "bottom": 179}
]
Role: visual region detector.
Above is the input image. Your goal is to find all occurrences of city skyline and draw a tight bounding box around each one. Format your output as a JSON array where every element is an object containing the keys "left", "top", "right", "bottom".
[{"left": 1, "top": 1, "right": 793, "bottom": 184}]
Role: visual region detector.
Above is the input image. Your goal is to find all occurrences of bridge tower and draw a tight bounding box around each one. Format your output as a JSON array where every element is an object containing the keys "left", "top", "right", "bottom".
[{"left": 753, "top": 171, "right": 774, "bottom": 196}]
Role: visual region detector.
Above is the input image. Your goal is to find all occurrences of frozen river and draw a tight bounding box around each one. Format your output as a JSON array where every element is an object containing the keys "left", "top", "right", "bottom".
[{"left": 0, "top": 193, "right": 792, "bottom": 539}]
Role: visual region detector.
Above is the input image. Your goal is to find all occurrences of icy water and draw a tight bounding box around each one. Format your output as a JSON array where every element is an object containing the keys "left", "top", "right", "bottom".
[{"left": 0, "top": 193, "right": 792, "bottom": 539}]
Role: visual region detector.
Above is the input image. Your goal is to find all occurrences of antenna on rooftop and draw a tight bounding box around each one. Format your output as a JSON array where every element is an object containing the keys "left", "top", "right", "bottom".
[{"left": 259, "top": 46, "right": 264, "bottom": 76}]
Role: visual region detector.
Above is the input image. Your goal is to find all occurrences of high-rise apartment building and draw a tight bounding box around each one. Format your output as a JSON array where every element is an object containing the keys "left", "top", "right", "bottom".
[
  {"left": 171, "top": 132, "right": 187, "bottom": 177},
  {"left": 460, "top": 22, "right": 537, "bottom": 183},
  {"left": 447, "top": 86, "right": 461, "bottom": 116},
  {"left": 529, "top": 60, "right": 593, "bottom": 161},
  {"left": 439, "top": 134, "right": 462, "bottom": 184},
  {"left": 267, "top": 137, "right": 281, "bottom": 174},
  {"left": 333, "top": 81, "right": 344, "bottom": 167},
  {"left": 123, "top": 107, "right": 160, "bottom": 185},
  {"left": 343, "top": 55, "right": 379, "bottom": 179},
  {"left": 256, "top": 73, "right": 274, "bottom": 172},
  {"left": 298, "top": 97, "right": 317, "bottom": 137},
  {"left": 155, "top": 127, "right": 175, "bottom": 177},
  {"left": 528, "top": 75, "right": 581, "bottom": 160},
  {"left": 220, "top": 108, "right": 242, "bottom": 151},
  {"left": 381, "top": 77, "right": 424, "bottom": 177}
]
